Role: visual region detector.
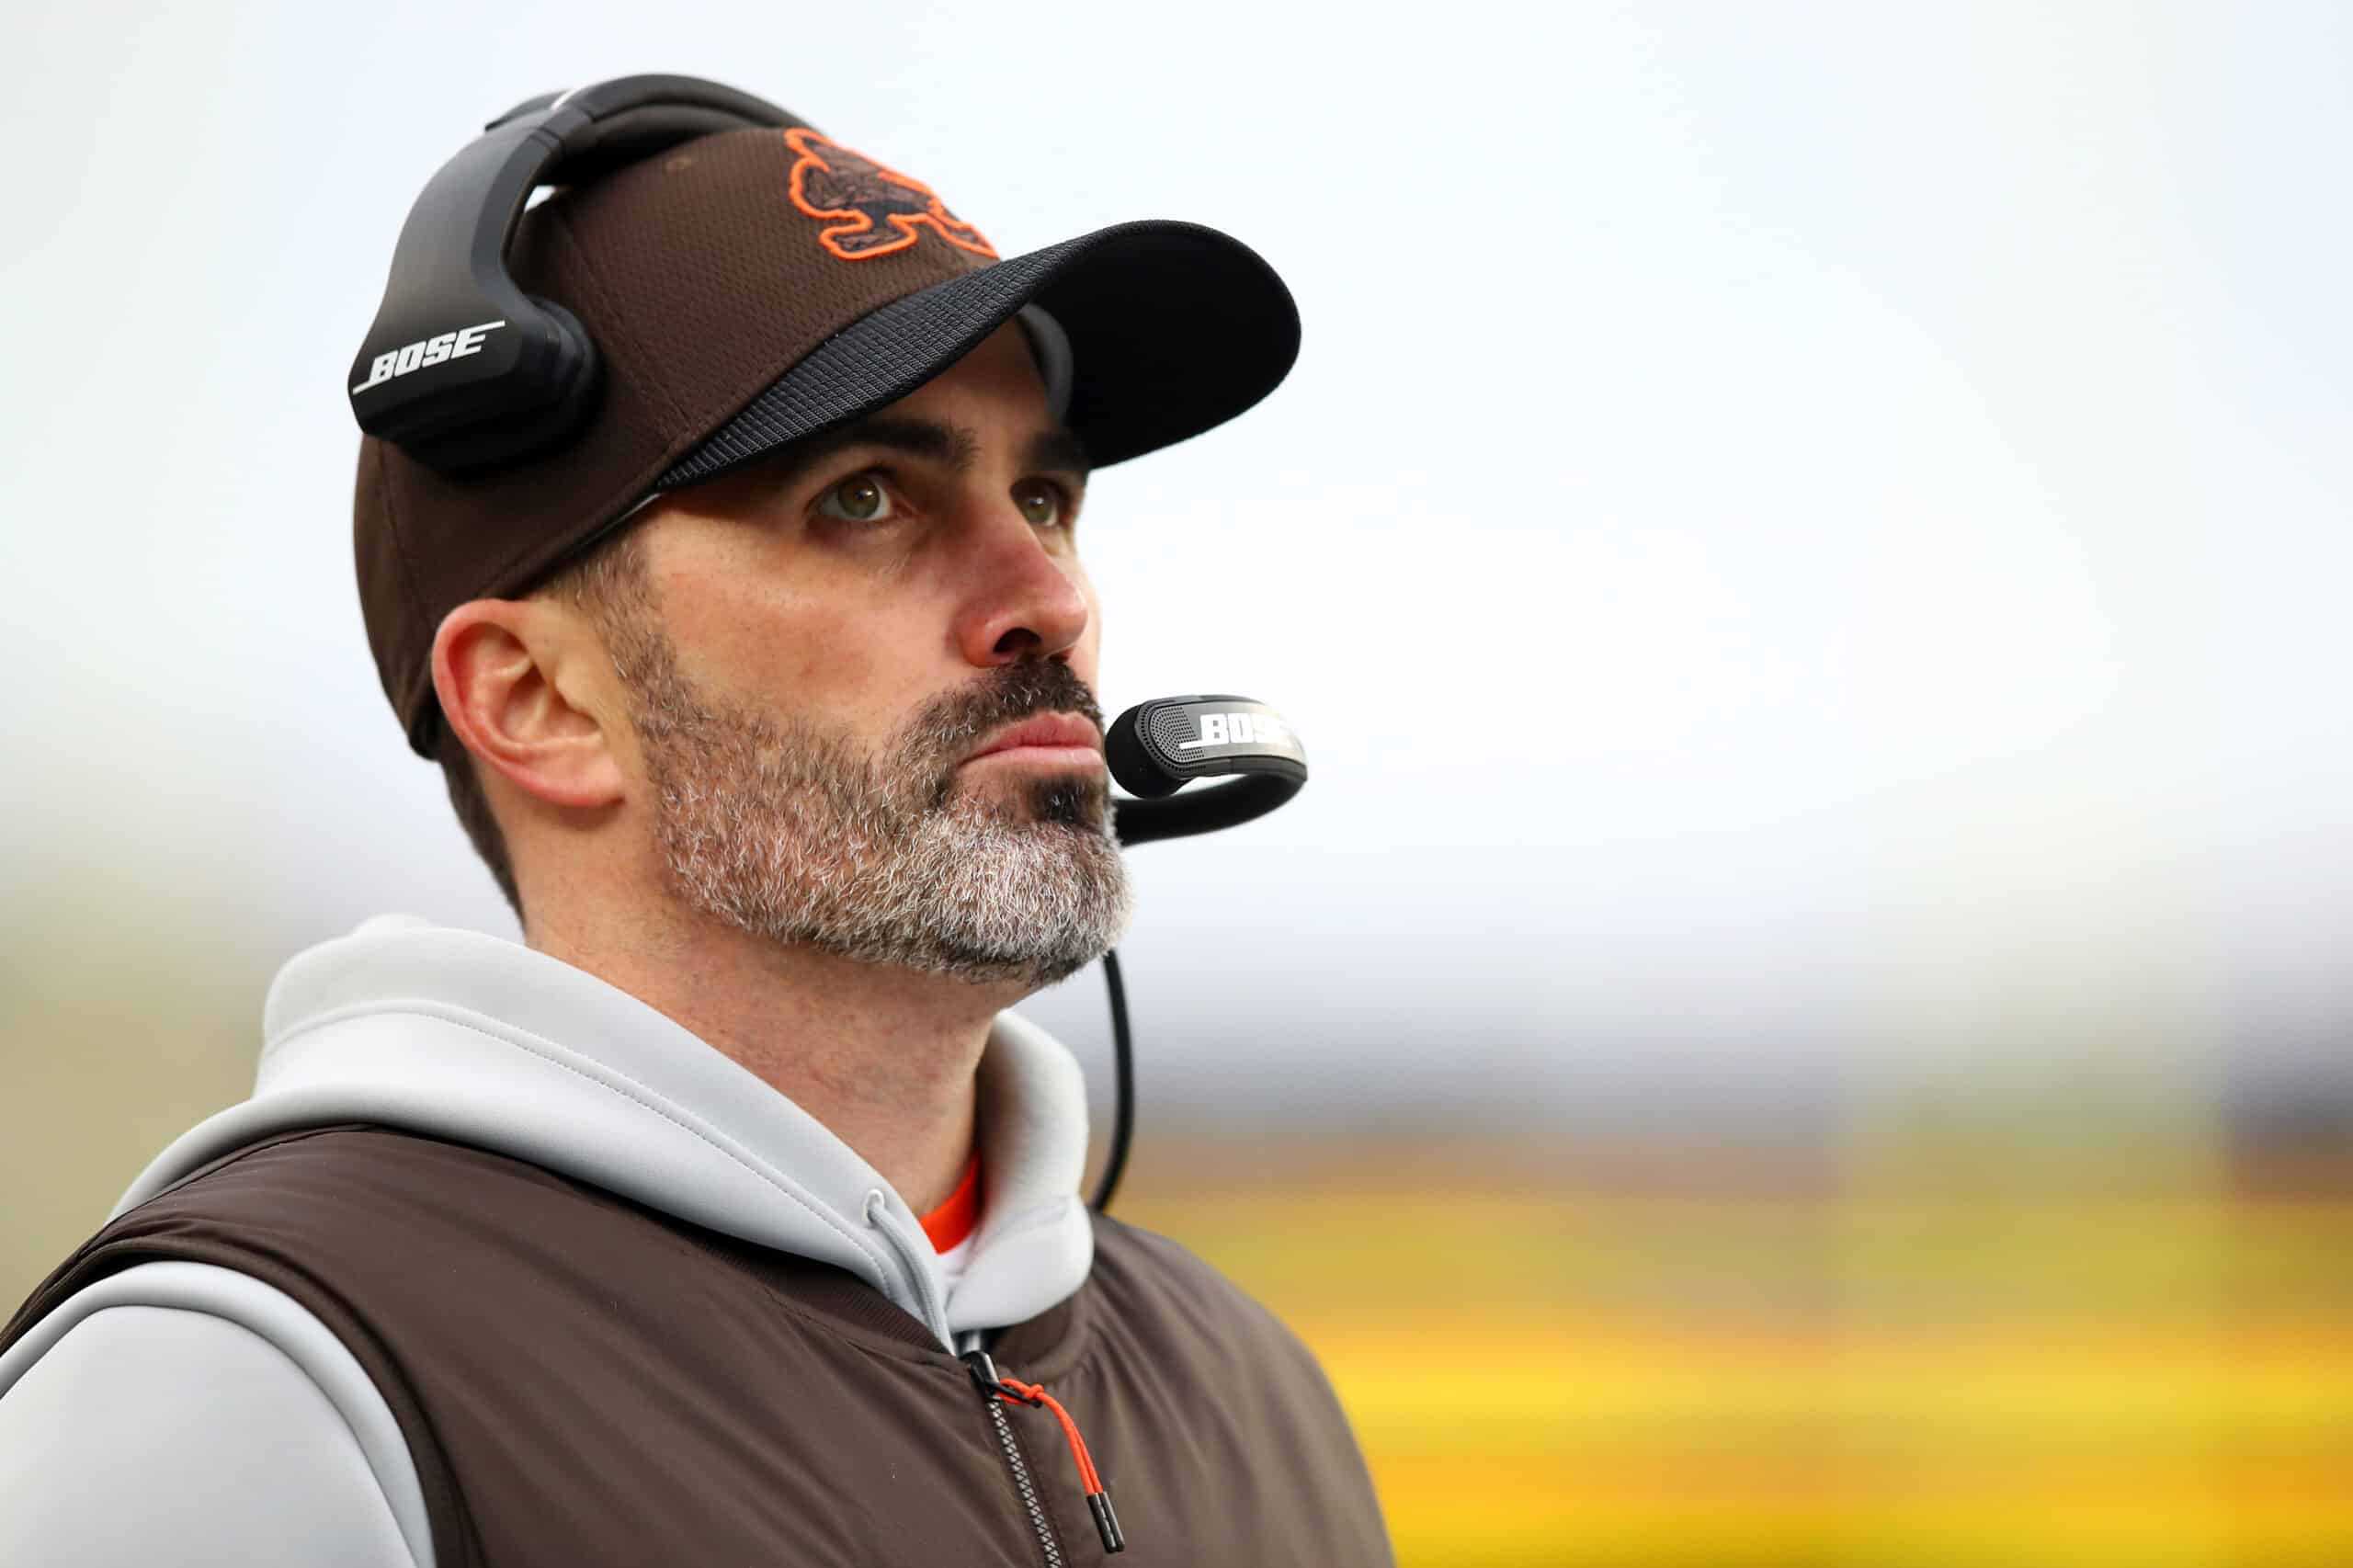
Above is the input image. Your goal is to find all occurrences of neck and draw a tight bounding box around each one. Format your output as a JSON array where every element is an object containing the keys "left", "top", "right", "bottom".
[{"left": 525, "top": 899, "right": 1024, "bottom": 1217}]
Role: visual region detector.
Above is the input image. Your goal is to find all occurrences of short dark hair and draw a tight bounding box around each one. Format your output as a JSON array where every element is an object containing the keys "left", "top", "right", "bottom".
[{"left": 434, "top": 522, "right": 652, "bottom": 926}]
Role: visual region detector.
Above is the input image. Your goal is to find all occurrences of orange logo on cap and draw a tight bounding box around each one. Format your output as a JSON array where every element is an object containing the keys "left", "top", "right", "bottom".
[{"left": 784, "top": 129, "right": 998, "bottom": 262}]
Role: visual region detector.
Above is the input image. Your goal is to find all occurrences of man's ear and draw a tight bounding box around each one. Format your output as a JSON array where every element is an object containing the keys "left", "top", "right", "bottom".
[{"left": 430, "top": 598, "right": 626, "bottom": 812}]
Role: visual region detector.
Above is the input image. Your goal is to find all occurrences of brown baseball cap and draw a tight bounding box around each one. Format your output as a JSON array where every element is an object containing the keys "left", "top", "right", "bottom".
[{"left": 355, "top": 118, "right": 1300, "bottom": 757}]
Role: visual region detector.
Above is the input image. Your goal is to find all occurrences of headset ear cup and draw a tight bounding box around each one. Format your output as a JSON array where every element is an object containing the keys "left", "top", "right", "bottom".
[{"left": 374, "top": 296, "right": 604, "bottom": 472}]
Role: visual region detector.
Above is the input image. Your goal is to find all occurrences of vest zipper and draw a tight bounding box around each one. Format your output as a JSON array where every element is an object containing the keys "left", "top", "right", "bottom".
[
  {"left": 970, "top": 1350, "right": 1069, "bottom": 1568},
  {"left": 962, "top": 1348, "right": 1126, "bottom": 1558}
]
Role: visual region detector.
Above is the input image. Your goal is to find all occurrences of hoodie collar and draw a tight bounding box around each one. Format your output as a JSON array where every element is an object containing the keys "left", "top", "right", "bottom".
[{"left": 114, "top": 914, "right": 1096, "bottom": 1348}]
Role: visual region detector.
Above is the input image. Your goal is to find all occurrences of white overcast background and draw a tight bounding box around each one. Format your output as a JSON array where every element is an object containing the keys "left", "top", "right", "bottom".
[{"left": 4, "top": 2, "right": 2349, "bottom": 1174}]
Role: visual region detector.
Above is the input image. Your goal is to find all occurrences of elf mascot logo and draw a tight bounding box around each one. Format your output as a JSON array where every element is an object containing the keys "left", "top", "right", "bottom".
[{"left": 785, "top": 129, "right": 998, "bottom": 262}]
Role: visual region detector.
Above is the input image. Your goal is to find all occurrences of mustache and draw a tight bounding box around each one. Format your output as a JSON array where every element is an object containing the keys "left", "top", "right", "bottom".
[{"left": 906, "top": 659, "right": 1107, "bottom": 765}]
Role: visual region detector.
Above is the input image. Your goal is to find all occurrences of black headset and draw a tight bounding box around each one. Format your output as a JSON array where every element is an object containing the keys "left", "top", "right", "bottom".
[
  {"left": 347, "top": 74, "right": 804, "bottom": 472},
  {"left": 352, "top": 74, "right": 1311, "bottom": 1211}
]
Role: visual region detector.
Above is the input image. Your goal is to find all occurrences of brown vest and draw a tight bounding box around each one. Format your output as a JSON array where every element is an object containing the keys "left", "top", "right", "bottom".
[{"left": 4, "top": 1127, "right": 1392, "bottom": 1567}]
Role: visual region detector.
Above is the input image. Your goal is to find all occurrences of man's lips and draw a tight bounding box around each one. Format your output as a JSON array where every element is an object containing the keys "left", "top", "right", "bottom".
[{"left": 961, "top": 712, "right": 1106, "bottom": 770}]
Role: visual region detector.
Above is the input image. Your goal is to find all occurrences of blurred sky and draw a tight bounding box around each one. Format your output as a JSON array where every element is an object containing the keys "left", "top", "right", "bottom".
[{"left": 3, "top": 1, "right": 2349, "bottom": 1138}]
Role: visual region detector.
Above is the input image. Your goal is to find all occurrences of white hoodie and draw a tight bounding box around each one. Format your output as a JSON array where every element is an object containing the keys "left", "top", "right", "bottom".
[{"left": 0, "top": 915, "right": 1100, "bottom": 1568}]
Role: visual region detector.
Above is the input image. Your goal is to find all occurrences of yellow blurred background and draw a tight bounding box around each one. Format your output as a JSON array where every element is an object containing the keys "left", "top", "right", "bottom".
[{"left": 1118, "top": 1135, "right": 2353, "bottom": 1568}]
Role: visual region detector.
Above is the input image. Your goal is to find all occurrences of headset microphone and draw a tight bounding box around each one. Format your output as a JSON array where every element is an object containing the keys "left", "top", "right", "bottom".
[
  {"left": 1089, "top": 697, "right": 1308, "bottom": 1214},
  {"left": 1105, "top": 696, "right": 1307, "bottom": 846}
]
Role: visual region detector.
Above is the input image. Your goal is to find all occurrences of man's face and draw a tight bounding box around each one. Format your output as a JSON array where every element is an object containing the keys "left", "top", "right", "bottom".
[{"left": 589, "top": 320, "right": 1131, "bottom": 987}]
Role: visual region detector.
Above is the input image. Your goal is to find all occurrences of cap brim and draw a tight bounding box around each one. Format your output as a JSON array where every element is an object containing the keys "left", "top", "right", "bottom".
[{"left": 654, "top": 219, "right": 1300, "bottom": 490}]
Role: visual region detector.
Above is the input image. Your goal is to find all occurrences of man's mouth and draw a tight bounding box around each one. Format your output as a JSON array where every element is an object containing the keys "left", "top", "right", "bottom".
[{"left": 961, "top": 712, "right": 1106, "bottom": 772}]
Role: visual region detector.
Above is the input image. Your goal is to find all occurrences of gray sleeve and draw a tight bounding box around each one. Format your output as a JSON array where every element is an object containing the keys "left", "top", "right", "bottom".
[{"left": 0, "top": 1273, "right": 426, "bottom": 1568}]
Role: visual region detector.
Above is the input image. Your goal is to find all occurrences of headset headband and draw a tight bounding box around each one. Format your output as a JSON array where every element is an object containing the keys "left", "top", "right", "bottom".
[{"left": 347, "top": 74, "right": 803, "bottom": 472}]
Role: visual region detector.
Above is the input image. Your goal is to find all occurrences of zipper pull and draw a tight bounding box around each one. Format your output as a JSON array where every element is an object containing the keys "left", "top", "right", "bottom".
[{"left": 961, "top": 1352, "right": 1127, "bottom": 1554}]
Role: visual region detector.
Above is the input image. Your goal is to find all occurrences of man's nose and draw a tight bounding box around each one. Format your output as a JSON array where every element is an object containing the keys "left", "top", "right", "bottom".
[{"left": 956, "top": 508, "right": 1092, "bottom": 667}]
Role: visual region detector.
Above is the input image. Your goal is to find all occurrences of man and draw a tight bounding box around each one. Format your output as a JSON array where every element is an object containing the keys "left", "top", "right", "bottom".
[{"left": 0, "top": 77, "right": 1392, "bottom": 1566}]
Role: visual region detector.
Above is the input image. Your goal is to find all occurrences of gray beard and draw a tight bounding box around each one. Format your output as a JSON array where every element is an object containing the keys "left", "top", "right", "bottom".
[{"left": 609, "top": 617, "right": 1132, "bottom": 989}]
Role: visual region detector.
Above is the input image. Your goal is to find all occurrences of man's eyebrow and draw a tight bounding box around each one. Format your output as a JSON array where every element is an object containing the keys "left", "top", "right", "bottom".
[
  {"left": 711, "top": 415, "right": 1087, "bottom": 494},
  {"left": 742, "top": 415, "right": 978, "bottom": 488},
  {"left": 1022, "top": 426, "right": 1091, "bottom": 480}
]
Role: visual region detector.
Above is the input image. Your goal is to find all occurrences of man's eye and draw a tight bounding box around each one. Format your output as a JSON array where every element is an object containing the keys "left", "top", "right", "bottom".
[
  {"left": 815, "top": 472, "right": 893, "bottom": 523},
  {"left": 1014, "top": 480, "right": 1065, "bottom": 528}
]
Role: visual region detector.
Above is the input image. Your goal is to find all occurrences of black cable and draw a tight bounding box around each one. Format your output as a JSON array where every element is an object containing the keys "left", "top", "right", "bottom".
[{"left": 1089, "top": 947, "right": 1134, "bottom": 1213}]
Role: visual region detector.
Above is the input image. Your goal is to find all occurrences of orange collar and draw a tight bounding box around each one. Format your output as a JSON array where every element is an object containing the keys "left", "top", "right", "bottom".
[{"left": 919, "top": 1153, "right": 983, "bottom": 1254}]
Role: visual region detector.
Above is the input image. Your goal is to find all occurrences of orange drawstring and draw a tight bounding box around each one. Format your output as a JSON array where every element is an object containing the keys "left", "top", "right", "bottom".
[
  {"left": 995, "top": 1377, "right": 1105, "bottom": 1496},
  {"left": 985, "top": 1372, "right": 1125, "bottom": 1552}
]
